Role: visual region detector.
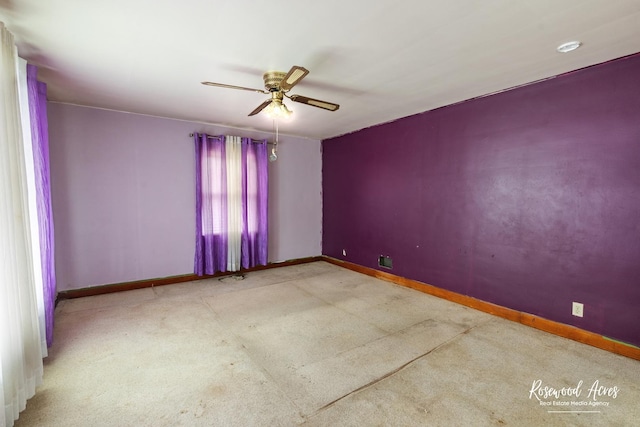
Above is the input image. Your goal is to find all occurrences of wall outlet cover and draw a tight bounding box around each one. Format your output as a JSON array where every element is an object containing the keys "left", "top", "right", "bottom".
[{"left": 572, "top": 302, "right": 584, "bottom": 317}]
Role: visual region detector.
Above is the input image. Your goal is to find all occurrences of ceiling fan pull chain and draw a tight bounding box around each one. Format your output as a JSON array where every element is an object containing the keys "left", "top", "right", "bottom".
[{"left": 268, "top": 119, "right": 279, "bottom": 162}]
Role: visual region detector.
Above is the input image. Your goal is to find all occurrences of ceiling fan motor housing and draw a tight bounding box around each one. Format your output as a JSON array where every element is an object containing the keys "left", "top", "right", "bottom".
[{"left": 263, "top": 71, "right": 286, "bottom": 91}]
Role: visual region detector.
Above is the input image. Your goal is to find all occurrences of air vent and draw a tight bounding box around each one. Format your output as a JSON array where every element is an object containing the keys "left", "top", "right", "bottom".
[{"left": 378, "top": 255, "right": 393, "bottom": 269}]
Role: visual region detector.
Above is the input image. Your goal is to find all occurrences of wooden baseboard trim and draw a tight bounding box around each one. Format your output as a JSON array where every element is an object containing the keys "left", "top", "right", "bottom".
[
  {"left": 56, "top": 256, "right": 323, "bottom": 302},
  {"left": 322, "top": 256, "right": 640, "bottom": 361}
]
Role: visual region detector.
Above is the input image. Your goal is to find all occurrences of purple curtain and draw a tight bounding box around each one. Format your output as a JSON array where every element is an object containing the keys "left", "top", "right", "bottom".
[
  {"left": 26, "top": 64, "right": 56, "bottom": 347},
  {"left": 194, "top": 133, "right": 268, "bottom": 275},
  {"left": 241, "top": 137, "right": 268, "bottom": 269}
]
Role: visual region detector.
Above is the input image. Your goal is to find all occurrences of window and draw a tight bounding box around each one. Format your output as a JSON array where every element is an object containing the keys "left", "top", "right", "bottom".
[{"left": 194, "top": 134, "right": 268, "bottom": 274}]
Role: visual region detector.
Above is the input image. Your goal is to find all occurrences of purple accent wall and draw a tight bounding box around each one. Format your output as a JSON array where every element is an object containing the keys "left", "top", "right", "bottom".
[{"left": 323, "top": 54, "right": 640, "bottom": 347}]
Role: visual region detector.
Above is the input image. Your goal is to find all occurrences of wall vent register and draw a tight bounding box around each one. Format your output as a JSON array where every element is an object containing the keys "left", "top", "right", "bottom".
[{"left": 378, "top": 255, "right": 393, "bottom": 269}]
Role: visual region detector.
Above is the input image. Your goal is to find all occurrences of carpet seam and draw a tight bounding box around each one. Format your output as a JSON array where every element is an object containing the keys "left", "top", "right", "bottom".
[{"left": 306, "top": 318, "right": 494, "bottom": 419}]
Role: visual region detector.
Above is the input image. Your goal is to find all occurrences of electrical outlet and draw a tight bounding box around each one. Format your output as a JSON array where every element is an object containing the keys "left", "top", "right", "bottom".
[{"left": 572, "top": 302, "right": 584, "bottom": 317}]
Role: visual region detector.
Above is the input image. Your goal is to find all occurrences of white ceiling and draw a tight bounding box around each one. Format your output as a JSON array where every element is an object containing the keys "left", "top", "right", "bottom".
[{"left": 2, "top": 0, "right": 640, "bottom": 140}]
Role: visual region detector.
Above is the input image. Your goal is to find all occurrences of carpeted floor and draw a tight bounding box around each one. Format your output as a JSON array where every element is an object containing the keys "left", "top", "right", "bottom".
[{"left": 15, "top": 261, "right": 640, "bottom": 426}]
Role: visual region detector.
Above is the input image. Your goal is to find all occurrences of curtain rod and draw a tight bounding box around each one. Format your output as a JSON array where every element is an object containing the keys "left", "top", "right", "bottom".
[{"left": 188, "top": 133, "right": 275, "bottom": 145}]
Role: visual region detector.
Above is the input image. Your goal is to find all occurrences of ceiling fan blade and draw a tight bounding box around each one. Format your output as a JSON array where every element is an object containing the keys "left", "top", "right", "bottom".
[
  {"left": 249, "top": 99, "right": 272, "bottom": 116},
  {"left": 279, "top": 66, "right": 309, "bottom": 91},
  {"left": 201, "top": 81, "right": 267, "bottom": 94},
  {"left": 289, "top": 94, "right": 340, "bottom": 111}
]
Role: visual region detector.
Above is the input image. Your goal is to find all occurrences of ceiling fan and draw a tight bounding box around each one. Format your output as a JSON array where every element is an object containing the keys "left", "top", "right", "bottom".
[{"left": 201, "top": 65, "right": 340, "bottom": 118}]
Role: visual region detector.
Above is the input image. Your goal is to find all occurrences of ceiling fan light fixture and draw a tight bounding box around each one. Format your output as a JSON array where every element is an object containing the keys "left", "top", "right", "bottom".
[
  {"left": 203, "top": 65, "right": 338, "bottom": 117},
  {"left": 264, "top": 100, "right": 292, "bottom": 119}
]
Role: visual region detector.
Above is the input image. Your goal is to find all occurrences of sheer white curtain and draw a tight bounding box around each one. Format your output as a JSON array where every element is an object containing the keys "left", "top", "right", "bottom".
[
  {"left": 0, "top": 22, "right": 44, "bottom": 427},
  {"left": 17, "top": 57, "right": 48, "bottom": 358},
  {"left": 226, "top": 135, "right": 243, "bottom": 271}
]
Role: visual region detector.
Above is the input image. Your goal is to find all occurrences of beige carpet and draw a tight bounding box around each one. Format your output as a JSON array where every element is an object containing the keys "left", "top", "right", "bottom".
[{"left": 15, "top": 261, "right": 640, "bottom": 426}]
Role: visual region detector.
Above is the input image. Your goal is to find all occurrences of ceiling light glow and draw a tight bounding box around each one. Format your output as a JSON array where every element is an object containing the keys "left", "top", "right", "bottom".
[
  {"left": 557, "top": 41, "right": 582, "bottom": 53},
  {"left": 264, "top": 100, "right": 292, "bottom": 119}
]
